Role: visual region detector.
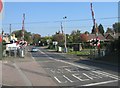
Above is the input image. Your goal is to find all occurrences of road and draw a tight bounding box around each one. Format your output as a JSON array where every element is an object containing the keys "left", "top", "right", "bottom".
[
  {"left": 30, "top": 46, "right": 119, "bottom": 87},
  {"left": 2, "top": 46, "right": 119, "bottom": 87}
]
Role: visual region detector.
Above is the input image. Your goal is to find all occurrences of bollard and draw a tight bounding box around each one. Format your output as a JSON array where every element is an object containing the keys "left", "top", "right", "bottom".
[
  {"left": 14, "top": 49, "right": 17, "bottom": 57},
  {"left": 21, "top": 49, "right": 24, "bottom": 58}
]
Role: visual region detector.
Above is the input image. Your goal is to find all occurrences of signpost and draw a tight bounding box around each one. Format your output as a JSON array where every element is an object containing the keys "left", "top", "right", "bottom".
[{"left": 90, "top": 38, "right": 101, "bottom": 58}]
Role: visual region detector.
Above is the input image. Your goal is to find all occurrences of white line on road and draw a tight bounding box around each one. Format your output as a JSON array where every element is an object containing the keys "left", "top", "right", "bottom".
[
  {"left": 72, "top": 74, "right": 89, "bottom": 81},
  {"left": 63, "top": 75, "right": 74, "bottom": 82},
  {"left": 81, "top": 80, "right": 118, "bottom": 86},
  {"left": 54, "top": 77, "right": 62, "bottom": 83},
  {"left": 32, "top": 56, "right": 35, "bottom": 61},
  {"left": 92, "top": 71, "right": 119, "bottom": 80},
  {"left": 39, "top": 49, "right": 120, "bottom": 81},
  {"left": 93, "top": 70, "right": 119, "bottom": 79},
  {"left": 13, "top": 63, "right": 32, "bottom": 86},
  {"left": 83, "top": 73, "right": 93, "bottom": 80}
]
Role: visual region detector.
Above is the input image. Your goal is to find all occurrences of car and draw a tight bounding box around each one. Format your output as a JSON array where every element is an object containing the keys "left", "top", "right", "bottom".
[{"left": 31, "top": 47, "right": 39, "bottom": 52}]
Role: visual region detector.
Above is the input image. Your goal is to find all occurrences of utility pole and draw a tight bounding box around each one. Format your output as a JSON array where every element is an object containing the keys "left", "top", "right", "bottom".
[
  {"left": 22, "top": 13, "right": 25, "bottom": 41},
  {"left": 61, "top": 22, "right": 64, "bottom": 34},
  {"left": 9, "top": 24, "right": 11, "bottom": 41},
  {"left": 63, "top": 16, "right": 67, "bottom": 53}
]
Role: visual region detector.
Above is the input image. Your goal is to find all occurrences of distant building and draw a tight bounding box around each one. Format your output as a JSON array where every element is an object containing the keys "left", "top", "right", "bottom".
[
  {"left": 105, "top": 33, "right": 120, "bottom": 41},
  {"left": 2, "top": 32, "right": 18, "bottom": 43},
  {"left": 2, "top": 33, "right": 10, "bottom": 43},
  {"left": 11, "top": 34, "right": 17, "bottom": 41},
  {"left": 87, "top": 34, "right": 105, "bottom": 42}
]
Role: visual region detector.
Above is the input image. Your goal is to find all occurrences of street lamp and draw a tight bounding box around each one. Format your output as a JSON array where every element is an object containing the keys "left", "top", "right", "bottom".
[{"left": 63, "top": 16, "right": 67, "bottom": 53}]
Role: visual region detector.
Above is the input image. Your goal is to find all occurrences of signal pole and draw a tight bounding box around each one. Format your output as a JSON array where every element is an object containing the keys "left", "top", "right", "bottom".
[
  {"left": 90, "top": 2, "right": 100, "bottom": 57},
  {"left": 20, "top": 13, "right": 25, "bottom": 58},
  {"left": 9, "top": 24, "right": 11, "bottom": 41},
  {"left": 22, "top": 13, "right": 25, "bottom": 41},
  {"left": 90, "top": 2, "right": 98, "bottom": 36}
]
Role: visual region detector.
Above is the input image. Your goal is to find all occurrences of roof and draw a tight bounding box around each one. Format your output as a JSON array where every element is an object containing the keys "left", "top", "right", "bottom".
[
  {"left": 87, "top": 34, "right": 105, "bottom": 41},
  {"left": 105, "top": 33, "right": 120, "bottom": 39}
]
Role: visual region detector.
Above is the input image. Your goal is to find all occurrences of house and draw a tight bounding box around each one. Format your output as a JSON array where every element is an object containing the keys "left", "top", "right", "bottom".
[
  {"left": 2, "top": 33, "right": 10, "bottom": 43},
  {"left": 105, "top": 33, "right": 120, "bottom": 41},
  {"left": 87, "top": 34, "right": 105, "bottom": 42}
]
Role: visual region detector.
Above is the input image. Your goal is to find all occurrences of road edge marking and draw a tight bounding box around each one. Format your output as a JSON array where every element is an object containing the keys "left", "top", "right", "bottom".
[{"left": 81, "top": 80, "right": 118, "bottom": 86}]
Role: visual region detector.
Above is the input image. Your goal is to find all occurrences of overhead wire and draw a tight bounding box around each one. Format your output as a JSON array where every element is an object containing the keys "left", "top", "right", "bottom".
[{"left": 2, "top": 16, "right": 119, "bottom": 25}]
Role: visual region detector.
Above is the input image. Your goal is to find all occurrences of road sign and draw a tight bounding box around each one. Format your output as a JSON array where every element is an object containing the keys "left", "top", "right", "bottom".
[
  {"left": 19, "top": 40, "right": 27, "bottom": 47},
  {"left": 90, "top": 37, "right": 100, "bottom": 47}
]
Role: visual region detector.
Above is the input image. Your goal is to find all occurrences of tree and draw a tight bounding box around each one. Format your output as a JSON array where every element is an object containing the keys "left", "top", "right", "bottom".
[
  {"left": 113, "top": 22, "right": 120, "bottom": 33},
  {"left": 98, "top": 24, "right": 104, "bottom": 36},
  {"left": 41, "top": 36, "right": 52, "bottom": 46},
  {"left": 12, "top": 30, "right": 32, "bottom": 43},
  {"left": 84, "top": 31, "right": 89, "bottom": 34},
  {"left": 91, "top": 25, "right": 95, "bottom": 34},
  {"left": 106, "top": 27, "right": 114, "bottom": 34},
  {"left": 52, "top": 33, "right": 64, "bottom": 46},
  {"left": 66, "top": 34, "right": 73, "bottom": 43},
  {"left": 80, "top": 34, "right": 88, "bottom": 42},
  {"left": 32, "top": 34, "right": 41, "bottom": 44},
  {"left": 71, "top": 30, "right": 81, "bottom": 43}
]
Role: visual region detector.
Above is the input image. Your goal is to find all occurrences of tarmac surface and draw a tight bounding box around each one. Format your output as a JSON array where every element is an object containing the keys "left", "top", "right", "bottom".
[{"left": 1, "top": 46, "right": 120, "bottom": 87}]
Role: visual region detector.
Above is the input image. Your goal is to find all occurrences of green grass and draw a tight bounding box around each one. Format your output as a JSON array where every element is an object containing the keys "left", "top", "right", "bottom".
[{"left": 67, "top": 51, "right": 90, "bottom": 56}]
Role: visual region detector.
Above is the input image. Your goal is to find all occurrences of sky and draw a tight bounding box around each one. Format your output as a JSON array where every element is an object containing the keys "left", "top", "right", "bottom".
[{"left": 2, "top": 2, "right": 118, "bottom": 37}]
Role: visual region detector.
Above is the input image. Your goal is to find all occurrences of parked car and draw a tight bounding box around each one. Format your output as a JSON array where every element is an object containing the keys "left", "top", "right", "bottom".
[{"left": 31, "top": 47, "right": 39, "bottom": 52}]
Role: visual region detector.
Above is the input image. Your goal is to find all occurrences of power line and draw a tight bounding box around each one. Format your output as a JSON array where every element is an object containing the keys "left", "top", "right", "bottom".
[{"left": 2, "top": 17, "right": 119, "bottom": 25}]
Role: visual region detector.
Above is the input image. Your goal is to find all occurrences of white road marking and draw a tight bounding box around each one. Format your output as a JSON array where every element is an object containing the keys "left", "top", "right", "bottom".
[
  {"left": 92, "top": 71, "right": 119, "bottom": 80},
  {"left": 65, "top": 68, "right": 72, "bottom": 72},
  {"left": 83, "top": 73, "right": 93, "bottom": 80},
  {"left": 32, "top": 56, "right": 35, "bottom": 61},
  {"left": 1, "top": 83, "right": 12, "bottom": 86},
  {"left": 50, "top": 69, "right": 56, "bottom": 73},
  {"left": 54, "top": 77, "right": 62, "bottom": 83},
  {"left": 47, "top": 55, "right": 91, "bottom": 70},
  {"left": 89, "top": 72, "right": 103, "bottom": 79},
  {"left": 29, "top": 50, "right": 35, "bottom": 61},
  {"left": 59, "top": 66, "right": 69, "bottom": 68},
  {"left": 93, "top": 70, "right": 120, "bottom": 79},
  {"left": 39, "top": 49, "right": 120, "bottom": 83},
  {"left": 63, "top": 75, "right": 74, "bottom": 82},
  {"left": 13, "top": 63, "right": 32, "bottom": 86},
  {"left": 81, "top": 80, "right": 118, "bottom": 86},
  {"left": 38, "top": 61, "right": 54, "bottom": 63},
  {"left": 72, "top": 74, "right": 89, "bottom": 81}
]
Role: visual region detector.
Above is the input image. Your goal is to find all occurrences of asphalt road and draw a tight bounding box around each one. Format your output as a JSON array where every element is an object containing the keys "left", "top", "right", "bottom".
[
  {"left": 2, "top": 46, "right": 119, "bottom": 87},
  {"left": 30, "top": 46, "right": 119, "bottom": 87}
]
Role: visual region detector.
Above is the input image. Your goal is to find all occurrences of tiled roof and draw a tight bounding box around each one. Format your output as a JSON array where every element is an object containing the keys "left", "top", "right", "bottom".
[
  {"left": 105, "top": 33, "right": 120, "bottom": 39},
  {"left": 87, "top": 34, "right": 105, "bottom": 41}
]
